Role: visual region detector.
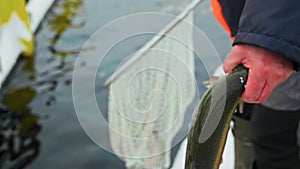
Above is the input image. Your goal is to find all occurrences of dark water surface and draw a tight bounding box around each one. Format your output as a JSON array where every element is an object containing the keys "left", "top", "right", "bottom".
[{"left": 0, "top": 0, "right": 230, "bottom": 169}]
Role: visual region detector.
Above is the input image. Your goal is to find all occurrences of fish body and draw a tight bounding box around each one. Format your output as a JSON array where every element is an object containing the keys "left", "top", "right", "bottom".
[{"left": 185, "top": 65, "right": 248, "bottom": 169}]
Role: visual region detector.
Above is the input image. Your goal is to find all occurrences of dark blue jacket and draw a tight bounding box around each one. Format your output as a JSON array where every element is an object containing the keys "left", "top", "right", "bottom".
[{"left": 213, "top": 0, "right": 300, "bottom": 66}]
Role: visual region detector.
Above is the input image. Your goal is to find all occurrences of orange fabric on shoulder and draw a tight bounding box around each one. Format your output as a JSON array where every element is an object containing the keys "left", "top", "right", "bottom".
[{"left": 211, "top": 0, "right": 235, "bottom": 40}]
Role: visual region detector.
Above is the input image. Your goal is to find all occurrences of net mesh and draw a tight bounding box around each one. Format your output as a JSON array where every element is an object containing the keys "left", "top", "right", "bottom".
[{"left": 108, "top": 11, "right": 196, "bottom": 169}]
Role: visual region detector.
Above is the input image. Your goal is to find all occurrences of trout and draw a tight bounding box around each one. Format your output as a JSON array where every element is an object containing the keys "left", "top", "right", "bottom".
[{"left": 185, "top": 65, "right": 248, "bottom": 169}]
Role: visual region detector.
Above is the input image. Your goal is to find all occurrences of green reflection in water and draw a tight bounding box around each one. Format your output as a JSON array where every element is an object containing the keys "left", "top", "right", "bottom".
[
  {"left": 0, "top": 21, "right": 41, "bottom": 168},
  {"left": 3, "top": 87, "right": 36, "bottom": 112},
  {"left": 48, "top": 0, "right": 84, "bottom": 52},
  {"left": 0, "top": 0, "right": 86, "bottom": 167},
  {"left": 0, "top": 86, "right": 40, "bottom": 169},
  {"left": 47, "top": 0, "right": 85, "bottom": 75}
]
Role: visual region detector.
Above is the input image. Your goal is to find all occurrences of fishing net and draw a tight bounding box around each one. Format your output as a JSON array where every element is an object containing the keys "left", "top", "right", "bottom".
[{"left": 108, "top": 9, "right": 197, "bottom": 169}]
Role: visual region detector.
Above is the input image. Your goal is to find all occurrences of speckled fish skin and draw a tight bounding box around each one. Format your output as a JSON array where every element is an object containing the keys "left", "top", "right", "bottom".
[{"left": 185, "top": 65, "right": 248, "bottom": 169}]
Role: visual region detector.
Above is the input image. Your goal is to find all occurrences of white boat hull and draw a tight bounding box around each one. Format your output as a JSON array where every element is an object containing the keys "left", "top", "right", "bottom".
[{"left": 0, "top": 0, "right": 55, "bottom": 88}]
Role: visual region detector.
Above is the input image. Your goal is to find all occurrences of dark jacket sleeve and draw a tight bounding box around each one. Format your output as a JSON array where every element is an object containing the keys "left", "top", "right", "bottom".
[{"left": 233, "top": 0, "right": 300, "bottom": 65}]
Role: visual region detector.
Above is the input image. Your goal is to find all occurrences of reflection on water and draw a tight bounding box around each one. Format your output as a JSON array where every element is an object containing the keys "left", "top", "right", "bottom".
[
  {"left": 0, "top": 48, "right": 43, "bottom": 169},
  {"left": 0, "top": 87, "right": 40, "bottom": 169},
  {"left": 0, "top": 0, "right": 83, "bottom": 168},
  {"left": 34, "top": 0, "right": 83, "bottom": 95},
  {"left": 48, "top": 0, "right": 84, "bottom": 43},
  {"left": 48, "top": 0, "right": 84, "bottom": 57},
  {"left": 43, "top": 0, "right": 85, "bottom": 79}
]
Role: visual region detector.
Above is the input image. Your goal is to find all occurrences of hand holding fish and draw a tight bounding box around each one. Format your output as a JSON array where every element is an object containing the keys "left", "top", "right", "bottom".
[{"left": 223, "top": 44, "right": 293, "bottom": 103}]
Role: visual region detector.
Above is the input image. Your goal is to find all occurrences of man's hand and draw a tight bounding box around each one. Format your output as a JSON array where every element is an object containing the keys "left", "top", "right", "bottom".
[{"left": 223, "top": 44, "right": 293, "bottom": 103}]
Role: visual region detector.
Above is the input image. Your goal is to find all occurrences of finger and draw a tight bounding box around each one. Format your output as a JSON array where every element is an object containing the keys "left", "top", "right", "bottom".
[
  {"left": 240, "top": 69, "right": 266, "bottom": 103},
  {"left": 223, "top": 53, "right": 243, "bottom": 73}
]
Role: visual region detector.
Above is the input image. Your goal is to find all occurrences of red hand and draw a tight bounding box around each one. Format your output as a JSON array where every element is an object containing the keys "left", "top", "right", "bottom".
[{"left": 223, "top": 44, "right": 293, "bottom": 103}]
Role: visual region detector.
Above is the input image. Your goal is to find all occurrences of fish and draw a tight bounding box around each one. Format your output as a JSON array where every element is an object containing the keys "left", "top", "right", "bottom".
[{"left": 185, "top": 65, "right": 248, "bottom": 169}]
